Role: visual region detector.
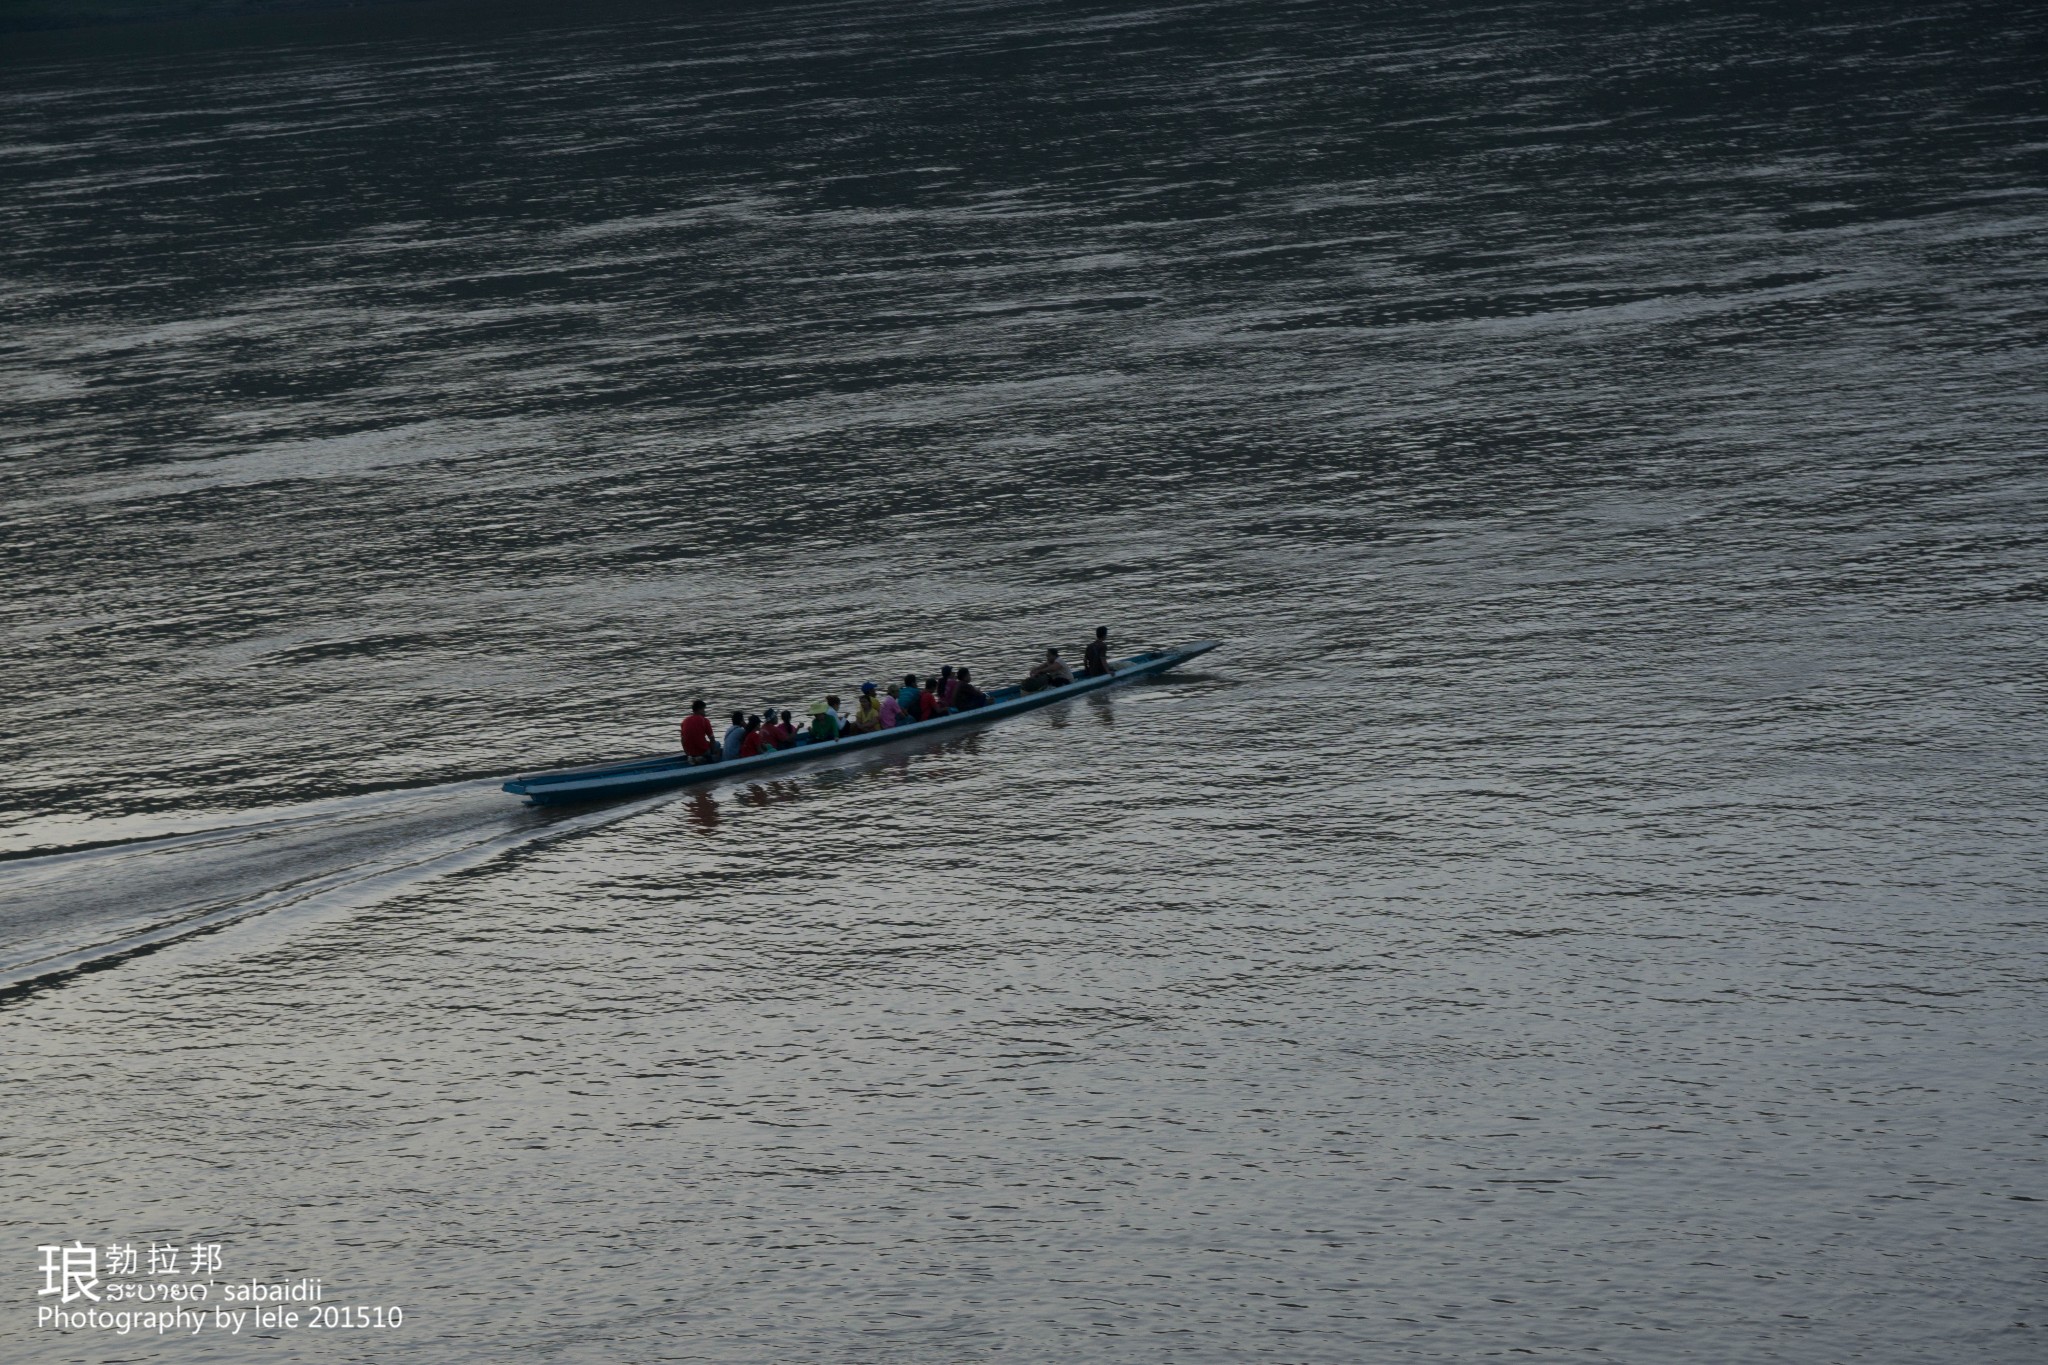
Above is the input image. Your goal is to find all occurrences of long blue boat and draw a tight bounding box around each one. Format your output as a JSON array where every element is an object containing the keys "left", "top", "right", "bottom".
[{"left": 502, "top": 639, "right": 1219, "bottom": 806}]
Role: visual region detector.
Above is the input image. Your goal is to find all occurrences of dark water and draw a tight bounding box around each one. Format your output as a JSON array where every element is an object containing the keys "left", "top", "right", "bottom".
[{"left": 4, "top": 0, "right": 2045, "bottom": 1359}]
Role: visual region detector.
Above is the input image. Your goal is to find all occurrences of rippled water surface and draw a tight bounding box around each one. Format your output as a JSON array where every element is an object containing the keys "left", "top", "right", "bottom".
[{"left": 4, "top": 0, "right": 2045, "bottom": 1360}]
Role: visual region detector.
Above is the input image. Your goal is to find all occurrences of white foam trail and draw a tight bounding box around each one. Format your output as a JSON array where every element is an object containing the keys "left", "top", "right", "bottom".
[
  {"left": 0, "top": 779, "right": 664, "bottom": 992},
  {"left": 0, "top": 777, "right": 505, "bottom": 861},
  {"left": 0, "top": 727, "right": 1004, "bottom": 994}
]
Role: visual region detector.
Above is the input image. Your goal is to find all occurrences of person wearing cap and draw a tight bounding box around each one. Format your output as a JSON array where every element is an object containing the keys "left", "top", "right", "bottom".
[
  {"left": 680, "top": 698, "right": 716, "bottom": 763},
  {"left": 852, "top": 683, "right": 883, "bottom": 733},
  {"left": 721, "top": 710, "right": 747, "bottom": 760},
  {"left": 1022, "top": 648, "right": 1073, "bottom": 693},
  {"left": 809, "top": 698, "right": 842, "bottom": 743},
  {"left": 1081, "top": 626, "right": 1114, "bottom": 678}
]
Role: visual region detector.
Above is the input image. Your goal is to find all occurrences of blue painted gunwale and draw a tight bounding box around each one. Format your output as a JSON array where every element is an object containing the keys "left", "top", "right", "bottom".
[{"left": 502, "top": 640, "right": 1219, "bottom": 806}]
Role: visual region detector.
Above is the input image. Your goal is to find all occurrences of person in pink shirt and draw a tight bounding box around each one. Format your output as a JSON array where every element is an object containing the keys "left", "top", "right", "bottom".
[{"left": 879, "top": 691, "right": 906, "bottom": 728}]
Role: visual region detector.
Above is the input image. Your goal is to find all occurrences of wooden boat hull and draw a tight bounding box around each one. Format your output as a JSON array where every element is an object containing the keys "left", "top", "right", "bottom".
[{"left": 501, "top": 640, "right": 1218, "bottom": 806}]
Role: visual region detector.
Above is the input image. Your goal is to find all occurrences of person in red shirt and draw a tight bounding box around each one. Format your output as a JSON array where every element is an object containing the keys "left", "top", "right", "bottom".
[
  {"left": 738, "top": 714, "right": 770, "bottom": 758},
  {"left": 679, "top": 698, "right": 716, "bottom": 763},
  {"left": 766, "top": 709, "right": 797, "bottom": 748},
  {"left": 918, "top": 677, "right": 942, "bottom": 720}
]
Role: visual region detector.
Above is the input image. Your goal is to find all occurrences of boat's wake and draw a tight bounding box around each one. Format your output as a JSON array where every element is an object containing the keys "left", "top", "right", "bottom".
[
  {"left": 0, "top": 724, "right": 1016, "bottom": 998},
  {"left": 0, "top": 780, "right": 674, "bottom": 997}
]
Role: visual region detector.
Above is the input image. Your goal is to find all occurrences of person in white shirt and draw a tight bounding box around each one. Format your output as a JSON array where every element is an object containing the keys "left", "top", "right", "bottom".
[{"left": 1023, "top": 648, "right": 1074, "bottom": 693}]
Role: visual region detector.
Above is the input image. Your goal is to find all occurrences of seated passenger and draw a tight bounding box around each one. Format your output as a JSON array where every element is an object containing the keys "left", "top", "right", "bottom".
[
  {"left": 766, "top": 710, "right": 797, "bottom": 749},
  {"left": 953, "top": 667, "right": 988, "bottom": 710},
  {"left": 939, "top": 665, "right": 959, "bottom": 708},
  {"left": 1021, "top": 648, "right": 1073, "bottom": 693},
  {"left": 740, "top": 715, "right": 773, "bottom": 758},
  {"left": 721, "top": 710, "right": 747, "bottom": 760},
  {"left": 852, "top": 683, "right": 882, "bottom": 733},
  {"left": 895, "top": 673, "right": 921, "bottom": 718},
  {"left": 809, "top": 699, "right": 841, "bottom": 743},
  {"left": 917, "top": 676, "right": 943, "bottom": 720},
  {"left": 879, "top": 691, "right": 905, "bottom": 728},
  {"left": 680, "top": 698, "right": 716, "bottom": 763}
]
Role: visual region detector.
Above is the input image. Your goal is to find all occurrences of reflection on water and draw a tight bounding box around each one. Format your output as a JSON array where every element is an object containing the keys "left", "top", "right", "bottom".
[
  {"left": 683, "top": 791, "right": 721, "bottom": 831},
  {"left": 736, "top": 779, "right": 805, "bottom": 809},
  {"left": 2, "top": 0, "right": 2045, "bottom": 1360}
]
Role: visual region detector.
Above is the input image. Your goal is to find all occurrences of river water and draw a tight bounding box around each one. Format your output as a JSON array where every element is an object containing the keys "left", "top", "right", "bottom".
[{"left": 3, "top": 0, "right": 2044, "bottom": 1360}]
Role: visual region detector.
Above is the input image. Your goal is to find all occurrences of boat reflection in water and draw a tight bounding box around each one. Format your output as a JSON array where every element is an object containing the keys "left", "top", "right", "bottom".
[
  {"left": 736, "top": 780, "right": 806, "bottom": 810},
  {"left": 687, "top": 729, "right": 998, "bottom": 830}
]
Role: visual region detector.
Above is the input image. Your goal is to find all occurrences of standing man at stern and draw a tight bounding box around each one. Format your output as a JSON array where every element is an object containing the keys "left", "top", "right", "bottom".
[{"left": 1081, "top": 625, "right": 1114, "bottom": 678}]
